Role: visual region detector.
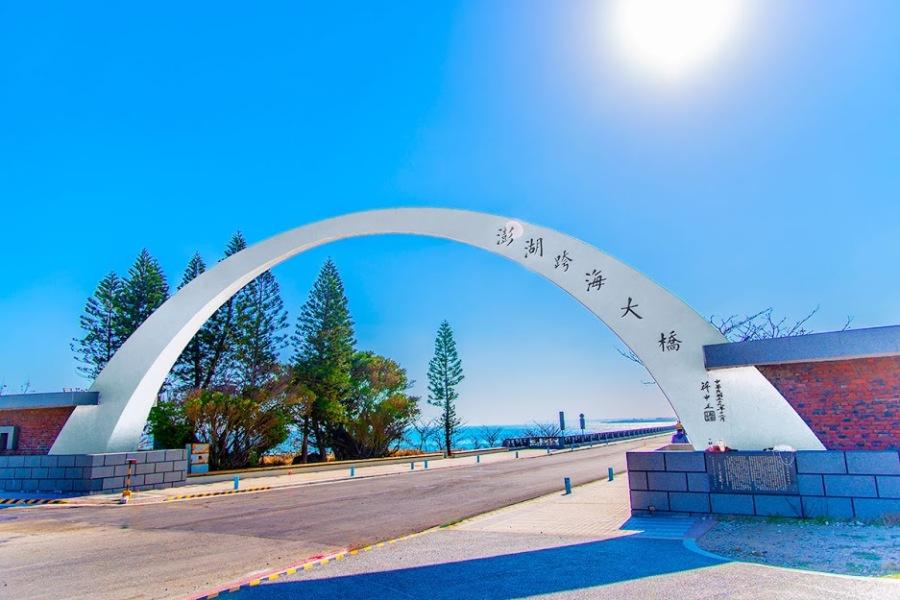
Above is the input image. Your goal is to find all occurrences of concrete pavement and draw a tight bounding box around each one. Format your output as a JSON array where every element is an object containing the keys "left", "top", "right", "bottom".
[{"left": 228, "top": 476, "right": 899, "bottom": 600}]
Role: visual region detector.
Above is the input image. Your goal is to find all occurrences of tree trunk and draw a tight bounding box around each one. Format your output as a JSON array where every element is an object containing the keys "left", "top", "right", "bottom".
[
  {"left": 314, "top": 420, "right": 328, "bottom": 461},
  {"left": 300, "top": 417, "right": 310, "bottom": 463}
]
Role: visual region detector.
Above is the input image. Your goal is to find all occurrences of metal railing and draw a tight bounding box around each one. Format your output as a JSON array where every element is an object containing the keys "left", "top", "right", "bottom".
[{"left": 502, "top": 425, "right": 675, "bottom": 450}]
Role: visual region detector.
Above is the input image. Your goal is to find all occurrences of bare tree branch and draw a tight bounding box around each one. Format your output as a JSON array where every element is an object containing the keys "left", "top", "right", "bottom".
[
  {"left": 616, "top": 347, "right": 642, "bottom": 364},
  {"left": 478, "top": 426, "right": 504, "bottom": 448},
  {"left": 522, "top": 421, "right": 561, "bottom": 438}
]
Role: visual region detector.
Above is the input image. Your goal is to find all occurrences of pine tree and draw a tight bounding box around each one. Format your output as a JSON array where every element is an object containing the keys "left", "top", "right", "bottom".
[
  {"left": 427, "top": 320, "right": 464, "bottom": 455},
  {"left": 201, "top": 232, "right": 247, "bottom": 388},
  {"left": 71, "top": 272, "right": 123, "bottom": 379},
  {"left": 172, "top": 253, "right": 218, "bottom": 390},
  {"left": 114, "top": 249, "right": 169, "bottom": 343},
  {"left": 232, "top": 269, "right": 289, "bottom": 391},
  {"left": 291, "top": 258, "right": 356, "bottom": 460}
]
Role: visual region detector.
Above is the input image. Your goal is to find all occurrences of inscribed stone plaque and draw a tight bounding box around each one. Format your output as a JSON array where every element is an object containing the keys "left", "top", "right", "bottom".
[{"left": 707, "top": 452, "right": 798, "bottom": 495}]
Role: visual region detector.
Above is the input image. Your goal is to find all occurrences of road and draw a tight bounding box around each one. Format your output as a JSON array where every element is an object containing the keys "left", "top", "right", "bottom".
[{"left": 0, "top": 437, "right": 663, "bottom": 600}]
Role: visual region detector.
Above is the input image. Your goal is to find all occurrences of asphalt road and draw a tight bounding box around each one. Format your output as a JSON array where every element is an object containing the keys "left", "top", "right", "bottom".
[{"left": 0, "top": 437, "right": 663, "bottom": 600}]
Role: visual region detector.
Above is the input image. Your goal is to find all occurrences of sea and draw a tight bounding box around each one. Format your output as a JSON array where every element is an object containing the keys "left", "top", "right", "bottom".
[
  {"left": 274, "top": 418, "right": 675, "bottom": 454},
  {"left": 404, "top": 419, "right": 677, "bottom": 451}
]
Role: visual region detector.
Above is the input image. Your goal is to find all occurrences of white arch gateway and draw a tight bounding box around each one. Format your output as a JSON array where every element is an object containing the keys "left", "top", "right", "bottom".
[{"left": 50, "top": 209, "right": 824, "bottom": 454}]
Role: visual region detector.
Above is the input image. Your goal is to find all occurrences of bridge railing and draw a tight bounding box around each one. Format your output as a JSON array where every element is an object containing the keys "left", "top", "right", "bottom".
[{"left": 502, "top": 425, "right": 675, "bottom": 450}]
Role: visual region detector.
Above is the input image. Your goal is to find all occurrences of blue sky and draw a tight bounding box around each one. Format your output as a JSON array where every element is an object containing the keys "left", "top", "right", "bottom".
[{"left": 1, "top": 2, "right": 898, "bottom": 424}]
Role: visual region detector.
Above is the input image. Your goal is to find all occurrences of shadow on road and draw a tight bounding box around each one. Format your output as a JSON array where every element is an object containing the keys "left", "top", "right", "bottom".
[{"left": 232, "top": 536, "right": 725, "bottom": 599}]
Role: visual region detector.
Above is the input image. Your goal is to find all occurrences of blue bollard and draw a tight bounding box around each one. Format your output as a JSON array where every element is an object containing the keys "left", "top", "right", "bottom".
[
  {"left": 546, "top": 448, "right": 551, "bottom": 455},
  {"left": 350, "top": 466, "right": 355, "bottom": 477},
  {"left": 424, "top": 460, "right": 429, "bottom": 469},
  {"left": 233, "top": 475, "right": 240, "bottom": 491},
  {"left": 608, "top": 467, "right": 614, "bottom": 481},
  {"left": 515, "top": 451, "right": 519, "bottom": 459},
  {"left": 410, "top": 462, "right": 415, "bottom": 471},
  {"left": 564, "top": 477, "right": 572, "bottom": 495},
  {"left": 476, "top": 454, "right": 481, "bottom": 464}
]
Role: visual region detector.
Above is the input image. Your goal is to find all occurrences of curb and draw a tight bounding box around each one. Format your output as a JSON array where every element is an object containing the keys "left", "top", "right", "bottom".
[
  {"left": 188, "top": 529, "right": 434, "bottom": 599},
  {"left": 0, "top": 498, "right": 68, "bottom": 506},
  {"left": 163, "top": 486, "right": 272, "bottom": 502}
]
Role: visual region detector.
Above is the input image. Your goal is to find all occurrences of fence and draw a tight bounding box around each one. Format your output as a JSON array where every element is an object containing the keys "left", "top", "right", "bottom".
[{"left": 502, "top": 425, "right": 675, "bottom": 450}]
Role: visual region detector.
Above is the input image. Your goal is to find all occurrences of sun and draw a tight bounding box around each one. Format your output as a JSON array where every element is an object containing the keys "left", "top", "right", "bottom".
[{"left": 607, "top": 0, "right": 746, "bottom": 82}]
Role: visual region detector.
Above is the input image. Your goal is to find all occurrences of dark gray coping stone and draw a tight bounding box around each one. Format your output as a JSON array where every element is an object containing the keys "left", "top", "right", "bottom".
[
  {"left": 0, "top": 391, "right": 100, "bottom": 410},
  {"left": 664, "top": 452, "right": 707, "bottom": 472},
  {"left": 103, "top": 454, "right": 127, "bottom": 466},
  {"left": 626, "top": 452, "right": 665, "bottom": 472},
  {"left": 703, "top": 324, "right": 900, "bottom": 369},
  {"left": 165, "top": 449, "right": 186, "bottom": 461},
  {"left": 22, "top": 455, "right": 42, "bottom": 467},
  {"left": 796, "top": 451, "right": 847, "bottom": 474}
]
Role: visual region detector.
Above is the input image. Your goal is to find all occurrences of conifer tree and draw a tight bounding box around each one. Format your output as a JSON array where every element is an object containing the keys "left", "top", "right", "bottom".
[
  {"left": 72, "top": 271, "right": 123, "bottom": 379},
  {"left": 291, "top": 259, "right": 355, "bottom": 460},
  {"left": 427, "top": 320, "right": 464, "bottom": 455},
  {"left": 172, "top": 253, "right": 218, "bottom": 390},
  {"left": 233, "top": 269, "right": 289, "bottom": 390},
  {"left": 201, "top": 232, "right": 247, "bottom": 388},
  {"left": 114, "top": 249, "right": 169, "bottom": 343}
]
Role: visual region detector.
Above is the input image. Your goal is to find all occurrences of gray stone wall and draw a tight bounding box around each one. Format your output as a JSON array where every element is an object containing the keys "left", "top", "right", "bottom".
[
  {"left": 0, "top": 449, "right": 187, "bottom": 494},
  {"left": 626, "top": 450, "right": 900, "bottom": 521}
]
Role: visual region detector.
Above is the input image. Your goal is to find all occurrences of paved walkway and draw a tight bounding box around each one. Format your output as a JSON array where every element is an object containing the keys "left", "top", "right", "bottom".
[{"left": 227, "top": 478, "right": 899, "bottom": 600}]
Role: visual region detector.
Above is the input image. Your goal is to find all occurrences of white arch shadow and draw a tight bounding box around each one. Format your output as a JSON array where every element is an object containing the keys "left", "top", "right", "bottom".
[{"left": 51, "top": 209, "right": 824, "bottom": 454}]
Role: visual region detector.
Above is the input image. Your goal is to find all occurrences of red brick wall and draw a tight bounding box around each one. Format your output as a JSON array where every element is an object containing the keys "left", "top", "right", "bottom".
[
  {"left": 0, "top": 407, "right": 75, "bottom": 455},
  {"left": 759, "top": 356, "right": 900, "bottom": 451}
]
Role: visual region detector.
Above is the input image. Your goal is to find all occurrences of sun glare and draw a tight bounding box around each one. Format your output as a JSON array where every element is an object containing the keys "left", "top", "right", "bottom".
[{"left": 608, "top": 0, "right": 746, "bottom": 82}]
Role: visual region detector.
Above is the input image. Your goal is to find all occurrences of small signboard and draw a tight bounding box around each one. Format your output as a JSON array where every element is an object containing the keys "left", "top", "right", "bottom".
[
  {"left": 187, "top": 443, "right": 210, "bottom": 474},
  {"left": 707, "top": 451, "right": 798, "bottom": 495}
]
